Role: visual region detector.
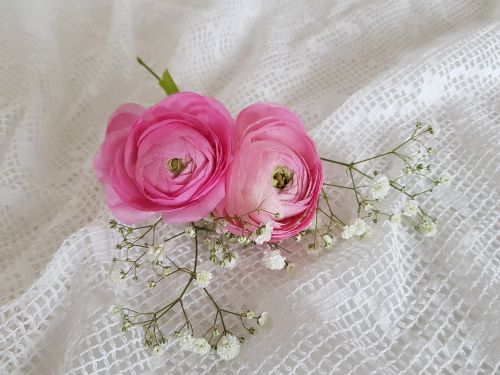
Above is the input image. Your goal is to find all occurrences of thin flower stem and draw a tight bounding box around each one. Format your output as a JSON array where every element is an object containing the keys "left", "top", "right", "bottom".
[
  {"left": 320, "top": 157, "right": 352, "bottom": 167},
  {"left": 136, "top": 56, "right": 161, "bottom": 81}
]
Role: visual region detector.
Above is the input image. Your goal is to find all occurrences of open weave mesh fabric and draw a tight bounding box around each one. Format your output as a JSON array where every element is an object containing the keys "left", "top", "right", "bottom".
[{"left": 1, "top": 1, "right": 499, "bottom": 374}]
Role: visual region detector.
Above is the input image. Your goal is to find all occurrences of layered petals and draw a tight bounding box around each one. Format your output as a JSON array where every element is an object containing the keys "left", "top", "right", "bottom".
[
  {"left": 217, "top": 103, "right": 323, "bottom": 242},
  {"left": 93, "top": 92, "right": 233, "bottom": 224}
]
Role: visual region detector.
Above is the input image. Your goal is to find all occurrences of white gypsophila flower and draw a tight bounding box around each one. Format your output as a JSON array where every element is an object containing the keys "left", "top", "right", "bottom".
[
  {"left": 294, "top": 232, "right": 302, "bottom": 242},
  {"left": 184, "top": 225, "right": 196, "bottom": 238},
  {"left": 108, "top": 305, "right": 122, "bottom": 321},
  {"left": 436, "top": 172, "right": 452, "bottom": 186},
  {"left": 370, "top": 174, "right": 390, "bottom": 200},
  {"left": 352, "top": 218, "right": 368, "bottom": 236},
  {"left": 363, "top": 203, "right": 373, "bottom": 211},
  {"left": 162, "top": 266, "right": 174, "bottom": 277},
  {"left": 152, "top": 344, "right": 165, "bottom": 356},
  {"left": 216, "top": 219, "right": 229, "bottom": 234},
  {"left": 216, "top": 334, "right": 241, "bottom": 361},
  {"left": 341, "top": 224, "right": 355, "bottom": 239},
  {"left": 390, "top": 214, "right": 402, "bottom": 224},
  {"left": 253, "top": 221, "right": 273, "bottom": 245},
  {"left": 192, "top": 337, "right": 212, "bottom": 355},
  {"left": 403, "top": 200, "right": 419, "bottom": 217},
  {"left": 204, "top": 215, "right": 215, "bottom": 224},
  {"left": 244, "top": 311, "right": 255, "bottom": 319},
  {"left": 341, "top": 218, "right": 368, "bottom": 239},
  {"left": 147, "top": 244, "right": 165, "bottom": 262},
  {"left": 258, "top": 312, "right": 270, "bottom": 326},
  {"left": 417, "top": 217, "right": 437, "bottom": 237},
  {"left": 121, "top": 319, "right": 133, "bottom": 332},
  {"left": 194, "top": 271, "right": 213, "bottom": 288},
  {"left": 178, "top": 332, "right": 194, "bottom": 351},
  {"left": 262, "top": 250, "right": 286, "bottom": 270},
  {"left": 402, "top": 166, "right": 413, "bottom": 176},
  {"left": 322, "top": 233, "right": 336, "bottom": 248},
  {"left": 110, "top": 269, "right": 126, "bottom": 284}
]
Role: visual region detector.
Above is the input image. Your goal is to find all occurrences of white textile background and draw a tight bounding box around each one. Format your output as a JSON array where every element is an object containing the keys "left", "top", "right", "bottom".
[{"left": 1, "top": 0, "right": 499, "bottom": 374}]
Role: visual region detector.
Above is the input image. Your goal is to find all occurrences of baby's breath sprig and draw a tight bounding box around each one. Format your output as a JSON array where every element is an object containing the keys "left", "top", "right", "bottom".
[
  {"left": 318, "top": 121, "right": 449, "bottom": 243},
  {"left": 108, "top": 219, "right": 263, "bottom": 360}
]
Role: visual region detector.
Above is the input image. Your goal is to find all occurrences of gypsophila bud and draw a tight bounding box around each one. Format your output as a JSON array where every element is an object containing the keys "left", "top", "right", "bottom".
[
  {"left": 147, "top": 280, "right": 156, "bottom": 288},
  {"left": 237, "top": 235, "right": 249, "bottom": 245},
  {"left": 184, "top": 225, "right": 196, "bottom": 237},
  {"left": 194, "top": 271, "right": 213, "bottom": 288},
  {"left": 244, "top": 311, "right": 255, "bottom": 319},
  {"left": 321, "top": 234, "right": 335, "bottom": 248},
  {"left": 307, "top": 243, "right": 317, "bottom": 253},
  {"left": 121, "top": 320, "right": 132, "bottom": 332},
  {"left": 258, "top": 312, "right": 270, "bottom": 326},
  {"left": 427, "top": 120, "right": 440, "bottom": 135},
  {"left": 162, "top": 266, "right": 174, "bottom": 276},
  {"left": 402, "top": 166, "right": 412, "bottom": 176},
  {"left": 436, "top": 172, "right": 451, "bottom": 186},
  {"left": 285, "top": 262, "right": 296, "bottom": 272}
]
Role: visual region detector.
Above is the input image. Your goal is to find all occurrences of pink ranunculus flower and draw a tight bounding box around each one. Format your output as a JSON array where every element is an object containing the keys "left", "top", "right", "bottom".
[
  {"left": 94, "top": 92, "right": 233, "bottom": 224},
  {"left": 216, "top": 103, "right": 323, "bottom": 242}
]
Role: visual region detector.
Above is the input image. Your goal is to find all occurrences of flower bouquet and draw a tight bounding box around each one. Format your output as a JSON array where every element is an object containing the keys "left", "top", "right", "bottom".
[{"left": 95, "top": 58, "right": 450, "bottom": 360}]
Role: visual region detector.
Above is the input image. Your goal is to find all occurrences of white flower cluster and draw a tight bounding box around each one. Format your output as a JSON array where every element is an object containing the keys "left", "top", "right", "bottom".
[
  {"left": 341, "top": 218, "right": 368, "bottom": 239},
  {"left": 370, "top": 174, "right": 390, "bottom": 200},
  {"left": 262, "top": 249, "right": 286, "bottom": 270},
  {"left": 194, "top": 271, "right": 213, "bottom": 288},
  {"left": 436, "top": 172, "right": 452, "bottom": 186},
  {"left": 147, "top": 244, "right": 165, "bottom": 262},
  {"left": 253, "top": 221, "right": 273, "bottom": 245},
  {"left": 262, "top": 250, "right": 286, "bottom": 271},
  {"left": 390, "top": 214, "right": 401, "bottom": 224},
  {"left": 108, "top": 305, "right": 123, "bottom": 321},
  {"left": 178, "top": 332, "right": 211, "bottom": 355},
  {"left": 321, "top": 233, "right": 336, "bottom": 248},
  {"left": 216, "top": 334, "right": 241, "bottom": 361},
  {"left": 402, "top": 200, "right": 419, "bottom": 217},
  {"left": 416, "top": 217, "right": 437, "bottom": 237}
]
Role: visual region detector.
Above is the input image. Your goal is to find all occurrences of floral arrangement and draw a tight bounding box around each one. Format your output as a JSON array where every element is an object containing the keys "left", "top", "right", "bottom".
[{"left": 95, "top": 58, "right": 450, "bottom": 361}]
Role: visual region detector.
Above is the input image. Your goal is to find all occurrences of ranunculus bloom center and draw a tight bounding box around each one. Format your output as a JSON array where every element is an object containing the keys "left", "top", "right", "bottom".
[
  {"left": 272, "top": 166, "right": 294, "bottom": 190},
  {"left": 166, "top": 158, "right": 186, "bottom": 176}
]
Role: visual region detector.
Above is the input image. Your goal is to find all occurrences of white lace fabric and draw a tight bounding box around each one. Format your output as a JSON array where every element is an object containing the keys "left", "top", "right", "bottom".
[{"left": 1, "top": 1, "right": 499, "bottom": 374}]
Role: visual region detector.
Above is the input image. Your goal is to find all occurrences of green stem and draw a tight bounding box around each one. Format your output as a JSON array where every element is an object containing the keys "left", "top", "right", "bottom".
[{"left": 136, "top": 56, "right": 161, "bottom": 81}]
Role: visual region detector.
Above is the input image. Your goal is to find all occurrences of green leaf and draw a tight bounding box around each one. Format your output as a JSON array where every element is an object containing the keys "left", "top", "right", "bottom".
[{"left": 159, "top": 69, "right": 179, "bottom": 95}]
